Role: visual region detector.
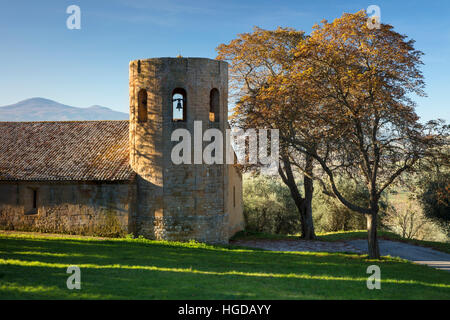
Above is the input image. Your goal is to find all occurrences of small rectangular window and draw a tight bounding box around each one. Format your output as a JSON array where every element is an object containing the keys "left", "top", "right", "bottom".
[
  {"left": 137, "top": 89, "right": 148, "bottom": 123},
  {"left": 25, "top": 188, "right": 38, "bottom": 215},
  {"left": 33, "top": 189, "right": 37, "bottom": 209},
  {"left": 233, "top": 186, "right": 236, "bottom": 208}
]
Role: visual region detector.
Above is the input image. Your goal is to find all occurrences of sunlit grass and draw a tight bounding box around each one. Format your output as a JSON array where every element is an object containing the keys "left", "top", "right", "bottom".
[{"left": 0, "top": 232, "right": 449, "bottom": 299}]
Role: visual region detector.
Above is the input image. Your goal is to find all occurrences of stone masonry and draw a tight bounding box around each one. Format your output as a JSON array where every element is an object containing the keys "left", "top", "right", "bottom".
[{"left": 0, "top": 57, "right": 244, "bottom": 243}]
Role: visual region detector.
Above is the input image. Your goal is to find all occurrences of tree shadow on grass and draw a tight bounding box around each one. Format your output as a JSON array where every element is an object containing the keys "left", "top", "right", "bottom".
[
  {"left": 1, "top": 263, "right": 449, "bottom": 300},
  {"left": 0, "top": 236, "right": 449, "bottom": 299}
]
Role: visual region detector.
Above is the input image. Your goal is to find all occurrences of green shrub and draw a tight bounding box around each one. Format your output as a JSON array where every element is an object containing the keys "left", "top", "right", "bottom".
[
  {"left": 243, "top": 174, "right": 300, "bottom": 234},
  {"left": 313, "top": 180, "right": 386, "bottom": 232},
  {"left": 419, "top": 172, "right": 450, "bottom": 236}
]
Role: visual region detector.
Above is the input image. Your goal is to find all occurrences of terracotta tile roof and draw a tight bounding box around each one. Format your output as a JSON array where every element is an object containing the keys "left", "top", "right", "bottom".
[{"left": 0, "top": 121, "right": 134, "bottom": 181}]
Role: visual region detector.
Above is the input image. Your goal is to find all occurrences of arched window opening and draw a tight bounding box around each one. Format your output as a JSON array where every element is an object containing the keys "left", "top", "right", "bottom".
[
  {"left": 172, "top": 88, "right": 186, "bottom": 122},
  {"left": 137, "top": 89, "right": 148, "bottom": 123},
  {"left": 209, "top": 88, "right": 220, "bottom": 122}
]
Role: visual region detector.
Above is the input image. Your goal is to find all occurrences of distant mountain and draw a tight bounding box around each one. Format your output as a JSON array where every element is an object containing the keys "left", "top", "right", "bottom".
[{"left": 0, "top": 98, "right": 129, "bottom": 121}]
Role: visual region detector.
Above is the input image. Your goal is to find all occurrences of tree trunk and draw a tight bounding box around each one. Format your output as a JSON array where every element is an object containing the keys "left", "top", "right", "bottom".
[
  {"left": 302, "top": 154, "right": 316, "bottom": 239},
  {"left": 278, "top": 154, "right": 316, "bottom": 240},
  {"left": 300, "top": 201, "right": 315, "bottom": 239},
  {"left": 366, "top": 211, "right": 380, "bottom": 259}
]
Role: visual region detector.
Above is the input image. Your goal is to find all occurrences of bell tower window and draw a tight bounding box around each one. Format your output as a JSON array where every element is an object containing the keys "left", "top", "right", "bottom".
[
  {"left": 209, "top": 88, "right": 220, "bottom": 122},
  {"left": 172, "top": 88, "right": 186, "bottom": 122},
  {"left": 137, "top": 89, "right": 148, "bottom": 123}
]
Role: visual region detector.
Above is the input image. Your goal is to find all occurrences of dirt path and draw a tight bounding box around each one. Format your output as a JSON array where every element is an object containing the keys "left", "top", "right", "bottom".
[
  {"left": 231, "top": 239, "right": 363, "bottom": 253},
  {"left": 348, "top": 239, "right": 450, "bottom": 272},
  {"left": 232, "top": 238, "right": 450, "bottom": 272}
]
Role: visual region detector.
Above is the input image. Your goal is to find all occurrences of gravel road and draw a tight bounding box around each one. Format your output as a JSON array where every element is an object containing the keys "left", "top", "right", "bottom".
[{"left": 347, "top": 239, "right": 450, "bottom": 271}]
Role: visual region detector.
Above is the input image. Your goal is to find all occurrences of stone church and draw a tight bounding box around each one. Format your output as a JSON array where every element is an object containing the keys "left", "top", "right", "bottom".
[{"left": 0, "top": 57, "right": 244, "bottom": 243}]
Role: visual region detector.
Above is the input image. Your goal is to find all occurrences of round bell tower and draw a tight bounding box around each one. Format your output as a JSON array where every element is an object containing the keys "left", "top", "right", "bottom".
[{"left": 128, "top": 57, "right": 232, "bottom": 243}]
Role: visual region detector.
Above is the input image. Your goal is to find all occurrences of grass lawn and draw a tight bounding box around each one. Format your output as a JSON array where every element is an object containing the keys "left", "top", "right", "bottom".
[{"left": 0, "top": 231, "right": 449, "bottom": 299}]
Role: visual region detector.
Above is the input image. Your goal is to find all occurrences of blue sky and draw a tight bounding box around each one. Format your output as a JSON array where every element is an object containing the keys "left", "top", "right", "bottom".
[{"left": 0, "top": 0, "right": 449, "bottom": 122}]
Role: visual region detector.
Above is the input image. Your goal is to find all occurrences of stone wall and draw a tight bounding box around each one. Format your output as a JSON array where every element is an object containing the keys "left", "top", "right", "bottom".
[{"left": 0, "top": 181, "right": 136, "bottom": 237}]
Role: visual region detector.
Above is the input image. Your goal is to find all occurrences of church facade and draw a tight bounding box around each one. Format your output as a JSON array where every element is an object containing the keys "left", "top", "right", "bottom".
[{"left": 0, "top": 57, "right": 244, "bottom": 243}]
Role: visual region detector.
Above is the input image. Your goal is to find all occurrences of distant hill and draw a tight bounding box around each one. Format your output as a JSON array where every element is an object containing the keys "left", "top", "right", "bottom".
[{"left": 0, "top": 98, "right": 129, "bottom": 121}]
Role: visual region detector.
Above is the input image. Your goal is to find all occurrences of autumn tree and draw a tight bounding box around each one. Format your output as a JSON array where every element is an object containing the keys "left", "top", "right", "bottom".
[
  {"left": 216, "top": 27, "right": 317, "bottom": 239},
  {"left": 285, "top": 11, "right": 449, "bottom": 258}
]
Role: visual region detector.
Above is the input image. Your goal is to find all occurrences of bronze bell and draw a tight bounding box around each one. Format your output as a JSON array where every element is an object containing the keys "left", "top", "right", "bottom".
[{"left": 176, "top": 99, "right": 182, "bottom": 111}]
